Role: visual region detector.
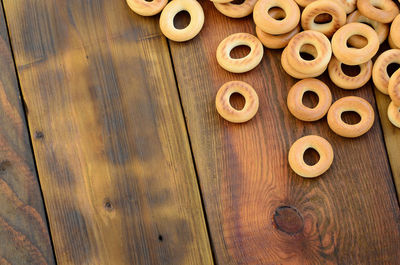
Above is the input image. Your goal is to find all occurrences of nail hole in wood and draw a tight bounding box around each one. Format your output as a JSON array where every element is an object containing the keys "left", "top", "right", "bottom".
[
  {"left": 35, "top": 131, "right": 44, "bottom": 139},
  {"left": 104, "top": 200, "right": 113, "bottom": 211}
]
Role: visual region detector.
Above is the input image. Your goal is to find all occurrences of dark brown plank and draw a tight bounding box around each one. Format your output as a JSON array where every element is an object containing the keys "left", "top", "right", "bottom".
[
  {"left": 169, "top": 1, "right": 400, "bottom": 264},
  {"left": 3, "top": 0, "right": 213, "bottom": 264},
  {"left": 0, "top": 2, "right": 55, "bottom": 265}
]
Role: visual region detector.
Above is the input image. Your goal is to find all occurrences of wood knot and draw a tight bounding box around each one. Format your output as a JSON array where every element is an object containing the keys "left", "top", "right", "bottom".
[
  {"left": 34, "top": 131, "right": 44, "bottom": 139},
  {"left": 273, "top": 206, "right": 304, "bottom": 235},
  {"left": 0, "top": 160, "right": 11, "bottom": 172}
]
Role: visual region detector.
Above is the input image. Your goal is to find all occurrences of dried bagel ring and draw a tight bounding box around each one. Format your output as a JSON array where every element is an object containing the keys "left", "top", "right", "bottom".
[
  {"left": 286, "top": 30, "right": 332, "bottom": 75},
  {"left": 372, "top": 49, "right": 400, "bottom": 95},
  {"left": 388, "top": 101, "right": 400, "bottom": 128},
  {"left": 389, "top": 34, "right": 400, "bottom": 49},
  {"left": 287, "top": 79, "right": 332, "bottom": 121},
  {"left": 253, "top": 0, "right": 300, "bottom": 35},
  {"left": 388, "top": 69, "right": 400, "bottom": 106},
  {"left": 211, "top": 0, "right": 231, "bottom": 3},
  {"left": 334, "top": 0, "right": 357, "bottom": 14},
  {"left": 327, "top": 96, "right": 375, "bottom": 138},
  {"left": 328, "top": 56, "right": 372, "bottom": 90},
  {"left": 281, "top": 46, "right": 327, "bottom": 78},
  {"left": 301, "top": 0, "right": 346, "bottom": 37},
  {"left": 288, "top": 135, "right": 334, "bottom": 178},
  {"left": 331, "top": 23, "right": 379, "bottom": 65},
  {"left": 294, "top": 0, "right": 315, "bottom": 7},
  {"left": 256, "top": 25, "right": 301, "bottom": 49},
  {"left": 214, "top": 0, "right": 258, "bottom": 18},
  {"left": 390, "top": 15, "right": 400, "bottom": 50},
  {"left": 160, "top": 0, "right": 204, "bottom": 42},
  {"left": 216, "top": 33, "right": 263, "bottom": 73},
  {"left": 216, "top": 81, "right": 259, "bottom": 123},
  {"left": 126, "top": 0, "right": 167, "bottom": 16},
  {"left": 346, "top": 10, "right": 389, "bottom": 48},
  {"left": 357, "top": 0, "right": 399, "bottom": 23}
]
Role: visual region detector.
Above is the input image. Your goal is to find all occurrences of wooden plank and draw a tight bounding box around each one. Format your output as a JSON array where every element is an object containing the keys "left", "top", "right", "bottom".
[
  {"left": 3, "top": 0, "right": 213, "bottom": 264},
  {"left": 0, "top": 2, "right": 56, "bottom": 265},
  {"left": 169, "top": 1, "right": 400, "bottom": 264},
  {"left": 374, "top": 89, "right": 400, "bottom": 199}
]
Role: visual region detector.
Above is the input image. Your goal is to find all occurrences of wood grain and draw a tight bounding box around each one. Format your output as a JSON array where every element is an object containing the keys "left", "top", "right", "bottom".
[
  {"left": 169, "top": 1, "right": 400, "bottom": 264},
  {"left": 3, "top": 0, "right": 213, "bottom": 264},
  {"left": 0, "top": 2, "right": 55, "bottom": 265},
  {"left": 374, "top": 89, "right": 400, "bottom": 199}
]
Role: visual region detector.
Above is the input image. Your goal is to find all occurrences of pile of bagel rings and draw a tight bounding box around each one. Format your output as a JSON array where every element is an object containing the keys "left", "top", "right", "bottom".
[{"left": 128, "top": 0, "right": 400, "bottom": 179}]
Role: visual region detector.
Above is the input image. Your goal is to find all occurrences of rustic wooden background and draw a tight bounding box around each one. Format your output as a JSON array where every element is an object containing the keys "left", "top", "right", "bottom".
[{"left": 0, "top": 0, "right": 399, "bottom": 264}]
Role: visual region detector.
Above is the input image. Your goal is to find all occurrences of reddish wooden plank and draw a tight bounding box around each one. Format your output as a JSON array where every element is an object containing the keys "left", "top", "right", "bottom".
[{"left": 169, "top": 1, "right": 400, "bottom": 264}]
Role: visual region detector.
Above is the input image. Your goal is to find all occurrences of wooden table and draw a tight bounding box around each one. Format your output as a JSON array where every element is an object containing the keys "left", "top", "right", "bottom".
[{"left": 1, "top": 0, "right": 399, "bottom": 264}]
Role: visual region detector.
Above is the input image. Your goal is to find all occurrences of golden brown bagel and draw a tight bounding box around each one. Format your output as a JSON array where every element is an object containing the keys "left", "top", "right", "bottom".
[
  {"left": 346, "top": 10, "right": 389, "bottom": 48},
  {"left": 253, "top": 0, "right": 300, "bottom": 34},
  {"left": 388, "top": 101, "right": 400, "bottom": 128},
  {"left": 331, "top": 23, "right": 379, "bottom": 65},
  {"left": 328, "top": 56, "right": 372, "bottom": 90},
  {"left": 388, "top": 69, "right": 400, "bottom": 106},
  {"left": 286, "top": 30, "right": 332, "bottom": 75},
  {"left": 301, "top": 0, "right": 346, "bottom": 37},
  {"left": 357, "top": 0, "right": 399, "bottom": 23},
  {"left": 214, "top": 0, "right": 258, "bottom": 18},
  {"left": 126, "top": 0, "right": 167, "bottom": 16},
  {"left": 216, "top": 33, "right": 264, "bottom": 73},
  {"left": 372, "top": 49, "right": 400, "bottom": 95},
  {"left": 159, "top": 0, "right": 204, "bottom": 42},
  {"left": 216, "top": 81, "right": 259, "bottom": 123},
  {"left": 327, "top": 96, "right": 374, "bottom": 138},
  {"left": 287, "top": 79, "right": 332, "bottom": 121},
  {"left": 288, "top": 135, "right": 334, "bottom": 178}
]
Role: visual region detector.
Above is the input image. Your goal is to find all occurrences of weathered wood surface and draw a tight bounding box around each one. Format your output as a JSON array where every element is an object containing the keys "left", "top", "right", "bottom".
[
  {"left": 3, "top": 0, "right": 213, "bottom": 264},
  {"left": 374, "top": 89, "right": 400, "bottom": 200},
  {"left": 169, "top": 1, "right": 400, "bottom": 264},
  {"left": 0, "top": 2, "right": 55, "bottom": 265}
]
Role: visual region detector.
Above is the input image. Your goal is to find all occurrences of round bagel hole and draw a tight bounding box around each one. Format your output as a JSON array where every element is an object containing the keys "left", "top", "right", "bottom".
[
  {"left": 229, "top": 92, "right": 246, "bottom": 110},
  {"left": 302, "top": 91, "right": 319, "bottom": 109},
  {"left": 341, "top": 64, "right": 361, "bottom": 77},
  {"left": 231, "top": 0, "right": 245, "bottom": 4},
  {"left": 299, "top": 44, "right": 317, "bottom": 61},
  {"left": 371, "top": 3, "right": 384, "bottom": 10},
  {"left": 314, "top": 13, "right": 333, "bottom": 24},
  {"left": 173, "top": 11, "right": 191, "bottom": 29},
  {"left": 346, "top": 35, "right": 368, "bottom": 48},
  {"left": 268, "top": 7, "right": 286, "bottom": 20},
  {"left": 303, "top": 148, "right": 320, "bottom": 166},
  {"left": 341, "top": 111, "right": 361, "bottom": 125},
  {"left": 230, "top": 45, "right": 251, "bottom": 59},
  {"left": 386, "top": 63, "right": 400, "bottom": 77}
]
